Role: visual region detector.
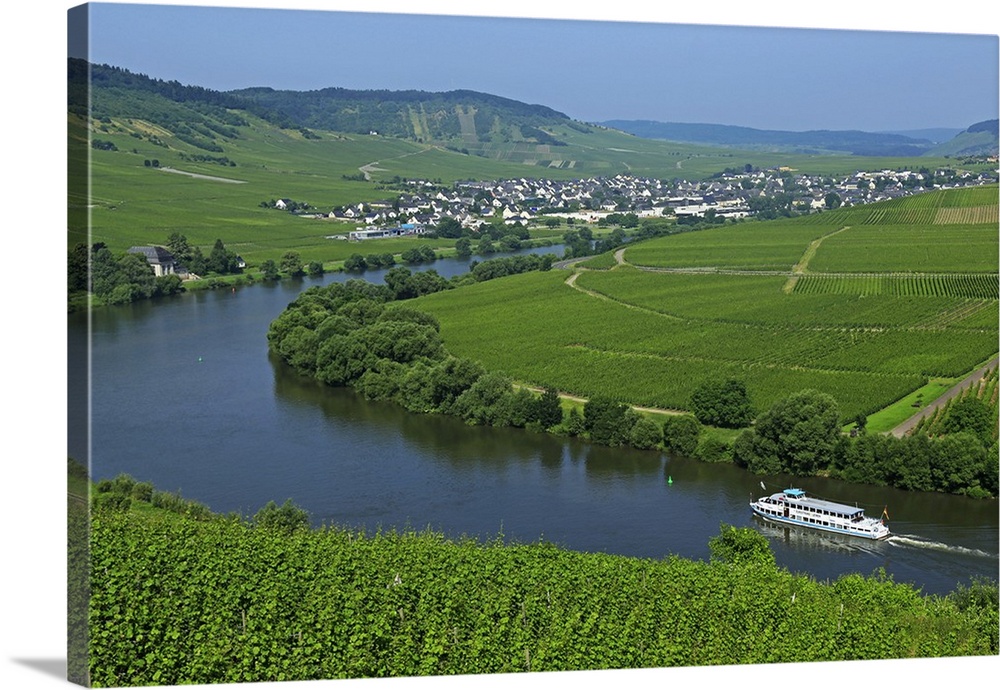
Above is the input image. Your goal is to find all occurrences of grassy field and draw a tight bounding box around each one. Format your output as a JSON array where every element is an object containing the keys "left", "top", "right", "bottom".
[
  {"left": 73, "top": 111, "right": 544, "bottom": 260},
  {"left": 71, "top": 106, "right": 980, "bottom": 270},
  {"left": 414, "top": 186, "right": 999, "bottom": 423}
]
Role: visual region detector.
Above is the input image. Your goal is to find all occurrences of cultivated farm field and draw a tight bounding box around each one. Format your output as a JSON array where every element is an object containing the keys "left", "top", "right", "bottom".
[
  {"left": 806, "top": 225, "right": 997, "bottom": 273},
  {"left": 415, "top": 185, "right": 999, "bottom": 422},
  {"left": 622, "top": 222, "right": 834, "bottom": 271}
]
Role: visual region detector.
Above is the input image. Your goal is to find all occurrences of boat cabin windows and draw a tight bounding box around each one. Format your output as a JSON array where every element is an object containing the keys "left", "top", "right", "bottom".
[{"left": 753, "top": 490, "right": 889, "bottom": 540}]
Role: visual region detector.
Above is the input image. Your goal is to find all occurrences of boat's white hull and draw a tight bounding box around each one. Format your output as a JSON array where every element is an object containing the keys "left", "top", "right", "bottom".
[{"left": 750, "top": 502, "right": 889, "bottom": 540}]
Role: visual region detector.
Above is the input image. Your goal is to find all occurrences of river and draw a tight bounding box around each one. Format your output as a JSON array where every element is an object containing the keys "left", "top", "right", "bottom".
[{"left": 68, "top": 245, "right": 998, "bottom": 597}]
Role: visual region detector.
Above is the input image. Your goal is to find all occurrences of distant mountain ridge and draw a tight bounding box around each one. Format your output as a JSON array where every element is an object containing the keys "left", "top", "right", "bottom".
[
  {"left": 927, "top": 119, "right": 1000, "bottom": 157},
  {"left": 877, "top": 128, "right": 964, "bottom": 144},
  {"left": 228, "top": 85, "right": 572, "bottom": 141},
  {"left": 599, "top": 119, "right": 998, "bottom": 157},
  {"left": 72, "top": 58, "right": 997, "bottom": 160},
  {"left": 73, "top": 59, "right": 577, "bottom": 148}
]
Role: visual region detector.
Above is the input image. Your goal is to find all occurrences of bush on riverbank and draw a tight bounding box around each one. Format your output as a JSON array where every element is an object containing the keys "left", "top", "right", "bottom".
[
  {"left": 86, "top": 484, "right": 998, "bottom": 686},
  {"left": 734, "top": 389, "right": 998, "bottom": 498}
]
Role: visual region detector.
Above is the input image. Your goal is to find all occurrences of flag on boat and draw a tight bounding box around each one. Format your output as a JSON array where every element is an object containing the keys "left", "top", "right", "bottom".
[
  {"left": 760, "top": 481, "right": 766, "bottom": 490},
  {"left": 882, "top": 506, "right": 889, "bottom": 520}
]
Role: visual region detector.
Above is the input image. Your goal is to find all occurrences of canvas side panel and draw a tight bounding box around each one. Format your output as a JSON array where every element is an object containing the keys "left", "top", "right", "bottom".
[{"left": 67, "top": 4, "right": 91, "bottom": 687}]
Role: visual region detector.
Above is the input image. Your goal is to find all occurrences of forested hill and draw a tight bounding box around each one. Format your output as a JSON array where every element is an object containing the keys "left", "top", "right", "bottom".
[
  {"left": 70, "top": 59, "right": 576, "bottom": 145},
  {"left": 927, "top": 119, "right": 1000, "bottom": 157},
  {"left": 227, "top": 85, "right": 573, "bottom": 141},
  {"left": 70, "top": 59, "right": 264, "bottom": 121},
  {"left": 600, "top": 119, "right": 998, "bottom": 157}
]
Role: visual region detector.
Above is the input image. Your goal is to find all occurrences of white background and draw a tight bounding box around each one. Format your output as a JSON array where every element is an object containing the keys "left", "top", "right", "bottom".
[{"left": 3, "top": 2, "right": 997, "bottom": 689}]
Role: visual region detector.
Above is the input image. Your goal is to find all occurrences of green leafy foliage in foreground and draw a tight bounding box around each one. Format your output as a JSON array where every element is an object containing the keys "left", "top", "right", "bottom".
[{"left": 88, "top": 496, "right": 998, "bottom": 687}]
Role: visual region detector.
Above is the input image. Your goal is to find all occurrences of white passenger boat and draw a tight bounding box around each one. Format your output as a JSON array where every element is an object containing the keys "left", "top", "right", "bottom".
[{"left": 750, "top": 487, "right": 890, "bottom": 540}]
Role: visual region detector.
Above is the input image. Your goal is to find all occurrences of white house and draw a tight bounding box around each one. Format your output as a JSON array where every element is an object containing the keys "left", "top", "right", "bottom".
[{"left": 128, "top": 246, "right": 185, "bottom": 277}]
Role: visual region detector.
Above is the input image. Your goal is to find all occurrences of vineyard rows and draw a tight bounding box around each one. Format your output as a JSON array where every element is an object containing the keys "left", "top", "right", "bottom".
[
  {"left": 416, "top": 269, "right": 993, "bottom": 420},
  {"left": 624, "top": 222, "right": 833, "bottom": 271},
  {"left": 860, "top": 208, "right": 937, "bottom": 225},
  {"left": 935, "top": 206, "right": 999, "bottom": 225},
  {"left": 792, "top": 274, "right": 999, "bottom": 300},
  {"left": 795, "top": 185, "right": 997, "bottom": 226},
  {"left": 805, "top": 225, "right": 997, "bottom": 274},
  {"left": 581, "top": 268, "right": 997, "bottom": 329},
  {"left": 86, "top": 508, "right": 998, "bottom": 686},
  {"left": 939, "top": 185, "right": 999, "bottom": 207},
  {"left": 415, "top": 184, "right": 997, "bottom": 423}
]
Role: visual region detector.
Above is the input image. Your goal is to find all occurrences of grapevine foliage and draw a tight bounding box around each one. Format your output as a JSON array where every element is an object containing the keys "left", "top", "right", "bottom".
[{"left": 87, "top": 501, "right": 999, "bottom": 686}]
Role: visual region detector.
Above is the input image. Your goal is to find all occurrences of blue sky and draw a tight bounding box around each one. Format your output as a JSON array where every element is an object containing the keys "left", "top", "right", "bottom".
[{"left": 74, "top": 0, "right": 999, "bottom": 133}]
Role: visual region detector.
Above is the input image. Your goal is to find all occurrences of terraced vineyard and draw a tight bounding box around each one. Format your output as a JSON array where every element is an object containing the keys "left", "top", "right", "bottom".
[
  {"left": 622, "top": 222, "right": 834, "bottom": 271},
  {"left": 805, "top": 225, "right": 997, "bottom": 273},
  {"left": 792, "top": 274, "right": 999, "bottom": 299},
  {"left": 415, "top": 185, "right": 998, "bottom": 422},
  {"left": 87, "top": 501, "right": 998, "bottom": 686}
]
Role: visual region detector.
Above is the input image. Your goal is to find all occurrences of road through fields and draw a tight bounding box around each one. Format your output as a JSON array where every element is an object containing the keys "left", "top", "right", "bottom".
[{"left": 889, "top": 356, "right": 999, "bottom": 437}]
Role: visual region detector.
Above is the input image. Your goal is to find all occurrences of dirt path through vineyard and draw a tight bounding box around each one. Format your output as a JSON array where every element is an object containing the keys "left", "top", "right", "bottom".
[
  {"left": 557, "top": 250, "right": 999, "bottom": 436},
  {"left": 889, "top": 357, "right": 999, "bottom": 437}
]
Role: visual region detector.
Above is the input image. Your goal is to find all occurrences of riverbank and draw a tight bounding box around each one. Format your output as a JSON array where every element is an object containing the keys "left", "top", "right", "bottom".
[
  {"left": 268, "top": 268, "right": 997, "bottom": 498},
  {"left": 67, "top": 236, "right": 564, "bottom": 312}
]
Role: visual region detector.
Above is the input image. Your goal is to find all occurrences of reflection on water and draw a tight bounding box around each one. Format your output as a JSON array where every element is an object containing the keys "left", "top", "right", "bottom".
[
  {"left": 271, "top": 352, "right": 667, "bottom": 482},
  {"left": 752, "top": 515, "right": 893, "bottom": 557},
  {"left": 752, "top": 512, "right": 998, "bottom": 591}
]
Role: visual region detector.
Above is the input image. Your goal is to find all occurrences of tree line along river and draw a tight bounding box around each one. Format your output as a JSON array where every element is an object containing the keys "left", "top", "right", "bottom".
[{"left": 68, "top": 246, "right": 998, "bottom": 597}]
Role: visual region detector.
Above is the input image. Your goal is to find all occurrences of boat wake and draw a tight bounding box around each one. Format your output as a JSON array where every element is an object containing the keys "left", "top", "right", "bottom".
[
  {"left": 886, "top": 534, "right": 997, "bottom": 560},
  {"left": 753, "top": 517, "right": 998, "bottom": 562}
]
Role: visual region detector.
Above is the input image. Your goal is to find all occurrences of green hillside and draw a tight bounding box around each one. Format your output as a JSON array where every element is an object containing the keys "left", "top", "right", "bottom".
[
  {"left": 70, "top": 102, "right": 975, "bottom": 257},
  {"left": 599, "top": 120, "right": 937, "bottom": 156},
  {"left": 412, "top": 186, "right": 999, "bottom": 422},
  {"left": 227, "top": 84, "right": 572, "bottom": 140},
  {"left": 71, "top": 100, "right": 560, "bottom": 261},
  {"left": 601, "top": 119, "right": 998, "bottom": 158},
  {"left": 927, "top": 120, "right": 1000, "bottom": 157}
]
